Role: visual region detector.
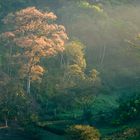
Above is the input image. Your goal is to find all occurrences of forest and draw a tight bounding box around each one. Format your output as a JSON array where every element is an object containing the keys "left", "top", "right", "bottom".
[{"left": 0, "top": 0, "right": 140, "bottom": 140}]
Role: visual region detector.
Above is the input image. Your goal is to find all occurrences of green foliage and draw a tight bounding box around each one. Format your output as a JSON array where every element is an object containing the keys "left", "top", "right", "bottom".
[
  {"left": 67, "top": 125, "right": 100, "bottom": 140},
  {"left": 0, "top": 0, "right": 140, "bottom": 139},
  {"left": 79, "top": 1, "right": 103, "bottom": 12},
  {"left": 0, "top": 80, "right": 29, "bottom": 126},
  {"left": 111, "top": 94, "right": 140, "bottom": 125}
]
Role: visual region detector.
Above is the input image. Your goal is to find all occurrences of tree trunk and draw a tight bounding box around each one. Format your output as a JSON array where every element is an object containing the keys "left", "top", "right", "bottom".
[
  {"left": 4, "top": 117, "right": 8, "bottom": 127},
  {"left": 27, "top": 76, "right": 31, "bottom": 94},
  {"left": 100, "top": 44, "right": 106, "bottom": 67}
]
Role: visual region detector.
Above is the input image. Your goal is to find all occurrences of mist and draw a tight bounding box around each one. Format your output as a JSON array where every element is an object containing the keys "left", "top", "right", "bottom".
[
  {"left": 55, "top": 1, "right": 140, "bottom": 93},
  {"left": 0, "top": 1, "right": 140, "bottom": 140}
]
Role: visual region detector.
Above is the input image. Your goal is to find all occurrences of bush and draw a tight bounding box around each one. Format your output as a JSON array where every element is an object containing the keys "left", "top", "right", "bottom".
[
  {"left": 111, "top": 94, "right": 140, "bottom": 126},
  {"left": 67, "top": 125, "right": 100, "bottom": 140}
]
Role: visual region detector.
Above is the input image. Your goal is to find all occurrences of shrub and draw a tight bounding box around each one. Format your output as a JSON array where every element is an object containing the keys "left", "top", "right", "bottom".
[{"left": 67, "top": 125, "right": 100, "bottom": 140}]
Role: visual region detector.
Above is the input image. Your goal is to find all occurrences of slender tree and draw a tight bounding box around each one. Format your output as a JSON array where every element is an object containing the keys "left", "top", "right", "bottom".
[{"left": 1, "top": 7, "right": 68, "bottom": 94}]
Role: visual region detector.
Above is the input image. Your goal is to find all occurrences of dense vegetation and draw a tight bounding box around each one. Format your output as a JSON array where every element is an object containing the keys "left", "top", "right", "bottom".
[{"left": 0, "top": 0, "right": 140, "bottom": 140}]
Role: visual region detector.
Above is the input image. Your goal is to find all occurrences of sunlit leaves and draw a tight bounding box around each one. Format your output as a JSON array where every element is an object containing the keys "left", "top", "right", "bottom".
[
  {"left": 1, "top": 7, "right": 68, "bottom": 85},
  {"left": 64, "top": 41, "right": 86, "bottom": 70},
  {"left": 68, "top": 125, "right": 100, "bottom": 140},
  {"left": 79, "top": 1, "right": 103, "bottom": 12}
]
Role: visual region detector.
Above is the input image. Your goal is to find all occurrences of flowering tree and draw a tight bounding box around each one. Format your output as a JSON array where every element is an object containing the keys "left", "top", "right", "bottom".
[{"left": 1, "top": 7, "right": 68, "bottom": 94}]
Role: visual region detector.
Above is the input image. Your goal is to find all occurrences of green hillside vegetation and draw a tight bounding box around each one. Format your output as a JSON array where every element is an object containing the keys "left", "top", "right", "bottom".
[{"left": 0, "top": 0, "right": 140, "bottom": 140}]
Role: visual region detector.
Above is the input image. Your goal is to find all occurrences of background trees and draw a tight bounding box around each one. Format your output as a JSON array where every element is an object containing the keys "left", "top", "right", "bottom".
[{"left": 0, "top": 1, "right": 140, "bottom": 140}]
